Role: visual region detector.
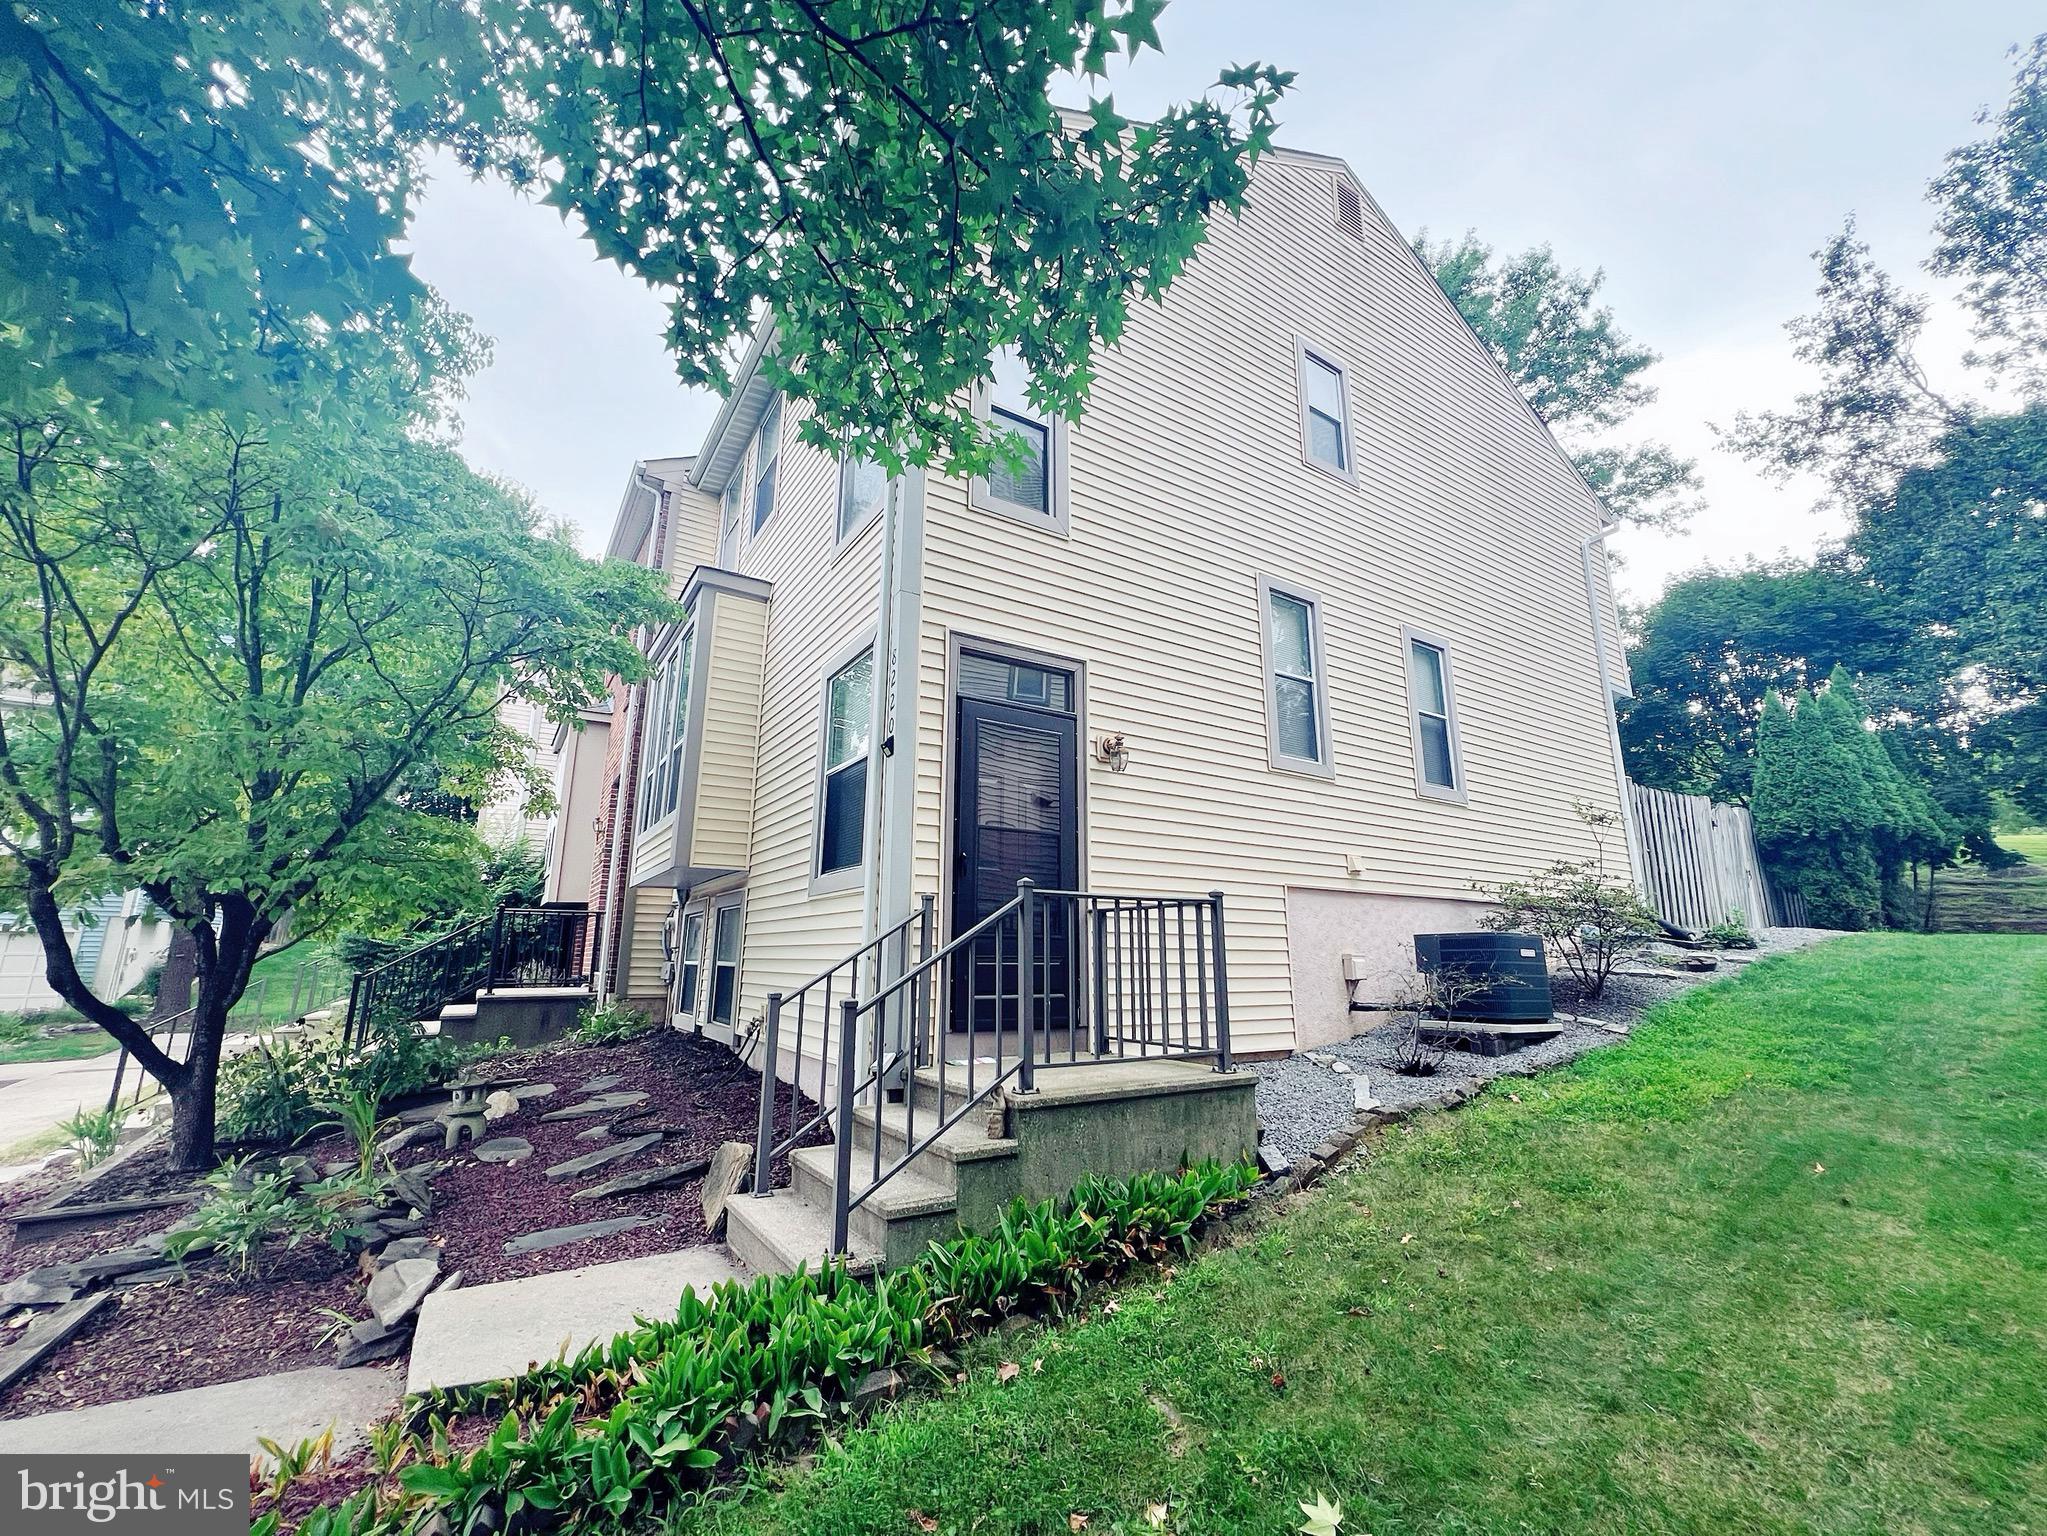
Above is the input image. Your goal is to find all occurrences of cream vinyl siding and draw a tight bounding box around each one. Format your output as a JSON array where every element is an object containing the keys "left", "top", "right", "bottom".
[
  {"left": 689, "top": 592, "right": 769, "bottom": 871},
  {"left": 721, "top": 396, "right": 882, "bottom": 1032},
  {"left": 624, "top": 888, "right": 670, "bottom": 1001},
  {"left": 909, "top": 151, "right": 1630, "bottom": 1058},
  {"left": 632, "top": 794, "right": 677, "bottom": 882},
  {"left": 665, "top": 483, "right": 721, "bottom": 592}
]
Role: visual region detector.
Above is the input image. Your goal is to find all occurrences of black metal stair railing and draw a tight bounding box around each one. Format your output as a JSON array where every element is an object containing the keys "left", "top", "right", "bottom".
[
  {"left": 750, "top": 894, "right": 936, "bottom": 1195},
  {"left": 748, "top": 880, "right": 1233, "bottom": 1255},
  {"left": 343, "top": 905, "right": 593, "bottom": 1049}
]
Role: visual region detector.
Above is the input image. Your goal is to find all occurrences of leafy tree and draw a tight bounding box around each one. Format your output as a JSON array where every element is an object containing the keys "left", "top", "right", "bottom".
[
  {"left": 1618, "top": 561, "right": 1901, "bottom": 801},
  {"left": 0, "top": 418, "right": 669, "bottom": 1167},
  {"left": 1931, "top": 36, "right": 2047, "bottom": 388},
  {"left": 1751, "top": 689, "right": 1882, "bottom": 930},
  {"left": 474, "top": 0, "right": 1290, "bottom": 470},
  {"left": 1417, "top": 233, "right": 1700, "bottom": 528},
  {"left": 10, "top": 1, "right": 1288, "bottom": 472}
]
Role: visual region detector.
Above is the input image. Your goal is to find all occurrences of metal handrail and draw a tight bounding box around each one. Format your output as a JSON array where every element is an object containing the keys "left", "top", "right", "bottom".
[
  {"left": 750, "top": 895, "right": 935, "bottom": 1193},
  {"left": 826, "top": 881, "right": 1233, "bottom": 1254},
  {"left": 104, "top": 1005, "right": 197, "bottom": 1115}
]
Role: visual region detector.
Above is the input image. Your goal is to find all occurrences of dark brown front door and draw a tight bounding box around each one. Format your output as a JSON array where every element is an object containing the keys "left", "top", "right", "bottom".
[{"left": 951, "top": 689, "right": 1079, "bottom": 1034}]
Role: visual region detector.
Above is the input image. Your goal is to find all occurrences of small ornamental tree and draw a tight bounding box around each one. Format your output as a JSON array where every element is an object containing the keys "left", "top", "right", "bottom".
[
  {"left": 0, "top": 418, "right": 671, "bottom": 1168},
  {"left": 1478, "top": 804, "right": 1660, "bottom": 1002}
]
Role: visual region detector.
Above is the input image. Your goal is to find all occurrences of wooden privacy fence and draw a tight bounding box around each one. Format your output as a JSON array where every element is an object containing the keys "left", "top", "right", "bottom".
[{"left": 1628, "top": 780, "right": 1808, "bottom": 931}]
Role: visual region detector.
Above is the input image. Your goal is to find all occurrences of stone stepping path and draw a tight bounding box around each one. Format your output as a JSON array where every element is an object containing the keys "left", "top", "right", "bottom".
[
  {"left": 570, "top": 1155, "right": 711, "bottom": 1203},
  {"left": 539, "top": 1091, "right": 647, "bottom": 1122},
  {"left": 502, "top": 1215, "right": 659, "bottom": 1256},
  {"left": 574, "top": 1124, "right": 612, "bottom": 1143},
  {"left": 544, "top": 1133, "right": 661, "bottom": 1183},
  {"left": 578, "top": 1073, "right": 624, "bottom": 1094},
  {"left": 472, "top": 1136, "right": 533, "bottom": 1165}
]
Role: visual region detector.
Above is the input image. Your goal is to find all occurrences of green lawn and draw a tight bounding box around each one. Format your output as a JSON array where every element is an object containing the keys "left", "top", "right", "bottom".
[
  {"left": 1928, "top": 832, "right": 2047, "bottom": 934},
  {"left": 0, "top": 1017, "right": 121, "bottom": 1064},
  {"left": 673, "top": 936, "right": 2047, "bottom": 1536}
]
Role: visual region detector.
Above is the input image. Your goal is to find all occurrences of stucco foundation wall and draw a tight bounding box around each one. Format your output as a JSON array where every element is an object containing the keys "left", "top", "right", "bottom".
[{"left": 1285, "top": 886, "right": 1496, "bottom": 1052}]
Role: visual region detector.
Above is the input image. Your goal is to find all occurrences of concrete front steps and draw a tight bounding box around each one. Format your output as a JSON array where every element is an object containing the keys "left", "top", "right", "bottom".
[
  {"left": 429, "top": 986, "right": 592, "bottom": 1049},
  {"left": 726, "top": 1056, "right": 1258, "bottom": 1274}
]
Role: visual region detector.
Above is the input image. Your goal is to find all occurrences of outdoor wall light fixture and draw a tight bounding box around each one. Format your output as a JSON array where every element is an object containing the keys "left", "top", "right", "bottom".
[{"left": 1095, "top": 733, "right": 1131, "bottom": 772}]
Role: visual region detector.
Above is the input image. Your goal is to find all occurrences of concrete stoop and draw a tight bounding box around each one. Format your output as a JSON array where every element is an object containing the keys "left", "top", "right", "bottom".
[
  {"left": 438, "top": 986, "right": 591, "bottom": 1049},
  {"left": 726, "top": 1058, "right": 1258, "bottom": 1274}
]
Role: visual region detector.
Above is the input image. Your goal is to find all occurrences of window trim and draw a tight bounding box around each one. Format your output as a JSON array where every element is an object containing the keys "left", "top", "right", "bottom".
[
  {"left": 634, "top": 620, "right": 696, "bottom": 835},
  {"left": 707, "top": 896, "right": 743, "bottom": 1031},
  {"left": 1402, "top": 625, "right": 1468, "bottom": 804},
  {"left": 968, "top": 349, "right": 1069, "bottom": 534},
  {"left": 809, "top": 631, "right": 878, "bottom": 895},
  {"left": 675, "top": 908, "right": 703, "bottom": 1020},
  {"left": 1256, "top": 575, "right": 1335, "bottom": 779},
  {"left": 835, "top": 441, "right": 890, "bottom": 553},
  {"left": 751, "top": 393, "right": 783, "bottom": 535},
  {"left": 1294, "top": 335, "right": 1359, "bottom": 486}
]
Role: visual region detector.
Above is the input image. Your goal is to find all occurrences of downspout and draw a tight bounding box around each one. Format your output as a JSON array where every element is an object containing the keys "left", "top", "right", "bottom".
[
  {"left": 1581, "top": 523, "right": 1646, "bottom": 888},
  {"left": 858, "top": 477, "right": 902, "bottom": 951}
]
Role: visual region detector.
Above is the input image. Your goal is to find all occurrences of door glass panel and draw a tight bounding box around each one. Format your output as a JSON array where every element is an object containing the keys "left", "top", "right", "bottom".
[
  {"left": 958, "top": 652, "right": 1072, "bottom": 711},
  {"left": 974, "top": 721, "right": 1065, "bottom": 905}
]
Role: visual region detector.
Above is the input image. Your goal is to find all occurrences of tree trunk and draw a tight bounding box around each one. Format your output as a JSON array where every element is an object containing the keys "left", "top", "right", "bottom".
[
  {"left": 162, "top": 901, "right": 271, "bottom": 1172},
  {"left": 166, "top": 1015, "right": 224, "bottom": 1170}
]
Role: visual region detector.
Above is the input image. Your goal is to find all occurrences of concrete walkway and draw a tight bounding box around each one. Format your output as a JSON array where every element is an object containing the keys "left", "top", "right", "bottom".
[
  {"left": 408, "top": 1246, "right": 743, "bottom": 1394},
  {"left": 0, "top": 1051, "right": 125, "bottom": 1153},
  {"left": 0, "top": 1365, "right": 401, "bottom": 1463}
]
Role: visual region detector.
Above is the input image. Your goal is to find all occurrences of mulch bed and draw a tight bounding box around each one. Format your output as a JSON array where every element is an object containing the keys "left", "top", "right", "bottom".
[
  {"left": 429, "top": 1028, "right": 764, "bottom": 1287},
  {"left": 0, "top": 1027, "right": 775, "bottom": 1419},
  {"left": 1, "top": 1241, "right": 363, "bottom": 1420}
]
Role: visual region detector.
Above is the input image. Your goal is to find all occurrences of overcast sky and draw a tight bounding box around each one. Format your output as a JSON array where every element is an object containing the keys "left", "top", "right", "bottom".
[{"left": 404, "top": 0, "right": 2037, "bottom": 603}]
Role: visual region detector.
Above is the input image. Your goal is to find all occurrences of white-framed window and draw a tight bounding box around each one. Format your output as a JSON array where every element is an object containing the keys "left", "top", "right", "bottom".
[
  {"left": 675, "top": 909, "right": 704, "bottom": 1017},
  {"left": 1295, "top": 338, "right": 1357, "bottom": 483},
  {"left": 837, "top": 444, "right": 889, "bottom": 546},
  {"left": 1403, "top": 628, "right": 1466, "bottom": 802},
  {"left": 970, "top": 345, "right": 1067, "bottom": 531},
  {"left": 1258, "top": 576, "right": 1333, "bottom": 777},
  {"left": 635, "top": 625, "right": 694, "bottom": 831},
  {"left": 718, "top": 469, "right": 745, "bottom": 566},
  {"left": 751, "top": 393, "right": 783, "bottom": 534},
  {"left": 813, "top": 645, "right": 874, "bottom": 888},
  {"left": 709, "top": 900, "right": 742, "bottom": 1027}
]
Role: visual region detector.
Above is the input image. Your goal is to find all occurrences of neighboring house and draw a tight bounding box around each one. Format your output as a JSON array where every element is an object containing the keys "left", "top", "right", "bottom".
[
  {"left": 551, "top": 137, "right": 1634, "bottom": 1062},
  {"left": 540, "top": 701, "right": 611, "bottom": 906},
  {"left": 477, "top": 693, "right": 562, "bottom": 852},
  {"left": 0, "top": 890, "right": 173, "bottom": 1015}
]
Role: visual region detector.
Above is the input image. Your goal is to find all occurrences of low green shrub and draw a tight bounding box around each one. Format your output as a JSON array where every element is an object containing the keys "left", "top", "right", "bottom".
[
  {"left": 572, "top": 1002, "right": 656, "bottom": 1046},
  {"left": 166, "top": 1157, "right": 362, "bottom": 1278},
  {"left": 61, "top": 1105, "right": 120, "bottom": 1167},
  {"left": 219, "top": 1022, "right": 480, "bottom": 1144},
  {"left": 1703, "top": 909, "right": 1759, "bottom": 949},
  {"left": 263, "top": 1158, "right": 1260, "bottom": 1536}
]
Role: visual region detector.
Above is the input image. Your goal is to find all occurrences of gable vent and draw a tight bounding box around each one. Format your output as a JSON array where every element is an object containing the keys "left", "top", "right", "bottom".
[{"left": 1333, "top": 178, "right": 1366, "bottom": 243}]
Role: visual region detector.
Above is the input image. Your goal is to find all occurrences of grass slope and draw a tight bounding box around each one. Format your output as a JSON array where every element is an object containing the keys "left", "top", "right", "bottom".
[{"left": 673, "top": 936, "right": 2047, "bottom": 1536}]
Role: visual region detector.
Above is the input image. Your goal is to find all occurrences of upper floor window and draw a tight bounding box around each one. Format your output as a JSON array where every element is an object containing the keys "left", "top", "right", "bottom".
[
  {"left": 1259, "top": 577, "right": 1332, "bottom": 777},
  {"left": 815, "top": 648, "right": 874, "bottom": 882},
  {"left": 838, "top": 445, "right": 889, "bottom": 545},
  {"left": 718, "top": 472, "right": 744, "bottom": 566},
  {"left": 1296, "top": 340, "right": 1356, "bottom": 481},
  {"left": 635, "top": 627, "right": 694, "bottom": 830},
  {"left": 751, "top": 394, "right": 783, "bottom": 534},
  {"left": 971, "top": 346, "right": 1066, "bottom": 531},
  {"left": 1404, "top": 630, "right": 1465, "bottom": 801}
]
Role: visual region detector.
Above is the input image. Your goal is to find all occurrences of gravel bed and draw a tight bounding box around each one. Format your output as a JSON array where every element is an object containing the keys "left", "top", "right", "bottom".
[{"left": 1254, "top": 928, "right": 1841, "bottom": 1165}]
